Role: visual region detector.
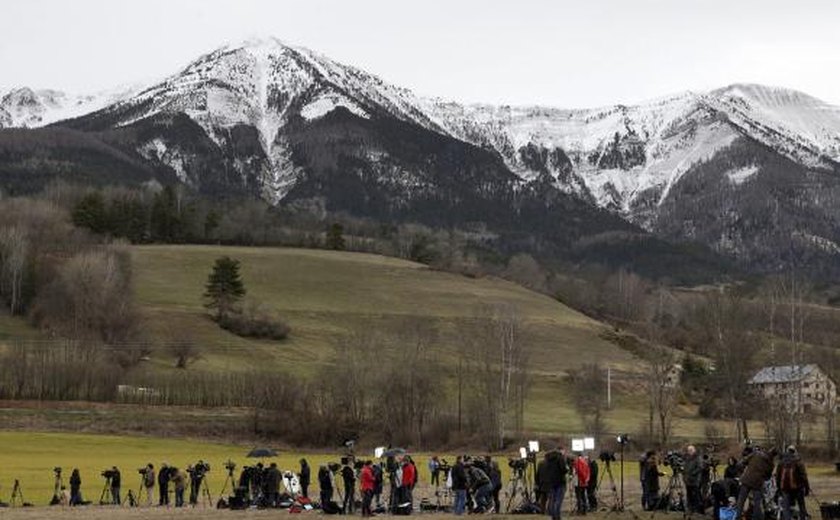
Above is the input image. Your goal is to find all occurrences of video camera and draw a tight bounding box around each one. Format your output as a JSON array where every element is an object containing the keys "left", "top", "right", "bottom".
[
  {"left": 438, "top": 459, "right": 451, "bottom": 474},
  {"left": 663, "top": 450, "right": 684, "bottom": 471},
  {"left": 101, "top": 469, "right": 118, "bottom": 480},
  {"left": 327, "top": 462, "right": 341, "bottom": 473},
  {"left": 702, "top": 453, "right": 719, "bottom": 468},
  {"left": 508, "top": 458, "right": 527, "bottom": 474},
  {"left": 224, "top": 460, "right": 237, "bottom": 475},
  {"left": 137, "top": 467, "right": 149, "bottom": 475},
  {"left": 188, "top": 461, "right": 210, "bottom": 479},
  {"left": 599, "top": 451, "right": 616, "bottom": 463},
  {"left": 53, "top": 467, "right": 62, "bottom": 476}
]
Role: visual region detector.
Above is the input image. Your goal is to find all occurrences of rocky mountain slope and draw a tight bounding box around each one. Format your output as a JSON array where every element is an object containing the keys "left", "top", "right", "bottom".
[{"left": 1, "top": 37, "right": 838, "bottom": 274}]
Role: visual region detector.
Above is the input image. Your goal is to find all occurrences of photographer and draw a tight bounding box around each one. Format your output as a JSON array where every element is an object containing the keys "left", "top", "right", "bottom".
[
  {"left": 341, "top": 459, "right": 356, "bottom": 513},
  {"left": 535, "top": 456, "right": 548, "bottom": 513},
  {"left": 142, "top": 463, "right": 155, "bottom": 506},
  {"left": 264, "top": 462, "right": 281, "bottom": 507},
  {"left": 724, "top": 456, "right": 742, "bottom": 480},
  {"left": 641, "top": 451, "right": 664, "bottom": 511},
  {"left": 488, "top": 458, "right": 502, "bottom": 514},
  {"left": 683, "top": 445, "right": 705, "bottom": 514},
  {"left": 401, "top": 456, "right": 417, "bottom": 513},
  {"left": 360, "top": 460, "right": 375, "bottom": 517},
  {"left": 109, "top": 466, "right": 122, "bottom": 505},
  {"left": 587, "top": 456, "right": 599, "bottom": 512},
  {"left": 69, "top": 468, "right": 82, "bottom": 506},
  {"left": 373, "top": 462, "right": 384, "bottom": 509},
  {"left": 318, "top": 464, "right": 333, "bottom": 508},
  {"left": 300, "top": 458, "right": 311, "bottom": 498},
  {"left": 429, "top": 456, "right": 440, "bottom": 487},
  {"left": 451, "top": 456, "right": 468, "bottom": 515},
  {"left": 544, "top": 446, "right": 569, "bottom": 520},
  {"left": 735, "top": 447, "right": 778, "bottom": 520},
  {"left": 573, "top": 454, "right": 591, "bottom": 515},
  {"left": 158, "top": 463, "right": 171, "bottom": 506},
  {"left": 171, "top": 467, "right": 186, "bottom": 508},
  {"left": 466, "top": 459, "right": 492, "bottom": 513}
]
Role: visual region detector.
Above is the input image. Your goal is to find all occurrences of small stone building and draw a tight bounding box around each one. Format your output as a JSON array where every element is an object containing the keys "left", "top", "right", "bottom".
[{"left": 748, "top": 364, "right": 837, "bottom": 414}]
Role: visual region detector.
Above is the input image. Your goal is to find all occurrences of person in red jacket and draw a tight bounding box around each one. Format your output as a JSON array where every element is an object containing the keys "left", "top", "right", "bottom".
[
  {"left": 400, "top": 457, "right": 417, "bottom": 513},
  {"left": 574, "top": 454, "right": 592, "bottom": 514},
  {"left": 360, "top": 461, "right": 376, "bottom": 517}
]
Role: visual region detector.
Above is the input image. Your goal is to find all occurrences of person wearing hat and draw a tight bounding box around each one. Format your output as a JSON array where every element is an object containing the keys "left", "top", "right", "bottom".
[
  {"left": 776, "top": 445, "right": 810, "bottom": 520},
  {"left": 735, "top": 446, "right": 777, "bottom": 520}
]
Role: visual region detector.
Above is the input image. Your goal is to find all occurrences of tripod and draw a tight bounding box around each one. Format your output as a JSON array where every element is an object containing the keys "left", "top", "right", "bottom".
[
  {"left": 11, "top": 480, "right": 25, "bottom": 507},
  {"left": 200, "top": 477, "right": 214, "bottom": 507},
  {"left": 653, "top": 470, "right": 687, "bottom": 520},
  {"left": 505, "top": 467, "right": 534, "bottom": 513},
  {"left": 598, "top": 461, "right": 621, "bottom": 513},
  {"left": 133, "top": 474, "right": 148, "bottom": 507},
  {"left": 219, "top": 467, "right": 237, "bottom": 501},
  {"left": 99, "top": 477, "right": 113, "bottom": 505},
  {"left": 433, "top": 474, "right": 451, "bottom": 511}
]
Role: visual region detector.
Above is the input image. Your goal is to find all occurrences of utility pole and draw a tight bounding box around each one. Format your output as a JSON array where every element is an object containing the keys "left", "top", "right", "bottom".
[{"left": 607, "top": 366, "right": 612, "bottom": 409}]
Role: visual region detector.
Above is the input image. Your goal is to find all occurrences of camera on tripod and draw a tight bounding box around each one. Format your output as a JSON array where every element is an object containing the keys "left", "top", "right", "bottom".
[
  {"left": 101, "top": 469, "right": 118, "bottom": 480},
  {"left": 599, "top": 451, "right": 616, "bottom": 463},
  {"left": 224, "top": 459, "right": 236, "bottom": 475},
  {"left": 663, "top": 450, "right": 684, "bottom": 472},
  {"left": 137, "top": 467, "right": 149, "bottom": 475},
  {"left": 508, "top": 458, "right": 527, "bottom": 473}
]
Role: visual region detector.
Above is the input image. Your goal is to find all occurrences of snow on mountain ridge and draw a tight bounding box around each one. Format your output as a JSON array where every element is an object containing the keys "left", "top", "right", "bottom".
[{"left": 3, "top": 39, "right": 839, "bottom": 218}]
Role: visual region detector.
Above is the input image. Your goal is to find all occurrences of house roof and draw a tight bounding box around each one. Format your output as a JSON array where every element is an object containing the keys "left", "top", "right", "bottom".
[{"left": 749, "top": 364, "right": 820, "bottom": 385}]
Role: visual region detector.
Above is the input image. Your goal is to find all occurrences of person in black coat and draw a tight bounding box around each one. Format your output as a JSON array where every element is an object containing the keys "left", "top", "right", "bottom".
[
  {"left": 318, "top": 465, "right": 333, "bottom": 507},
  {"left": 158, "top": 463, "right": 171, "bottom": 506},
  {"left": 69, "top": 469, "right": 82, "bottom": 506},
  {"left": 300, "top": 459, "right": 311, "bottom": 498},
  {"left": 544, "top": 447, "right": 569, "bottom": 520},
  {"left": 110, "top": 467, "right": 122, "bottom": 505},
  {"left": 341, "top": 462, "right": 356, "bottom": 513},
  {"left": 587, "top": 457, "right": 599, "bottom": 512}
]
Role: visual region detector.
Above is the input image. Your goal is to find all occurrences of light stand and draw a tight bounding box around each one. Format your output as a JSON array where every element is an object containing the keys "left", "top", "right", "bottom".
[{"left": 616, "top": 434, "right": 629, "bottom": 512}]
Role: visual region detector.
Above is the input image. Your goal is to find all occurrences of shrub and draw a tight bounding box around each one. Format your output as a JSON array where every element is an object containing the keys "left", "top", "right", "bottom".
[{"left": 218, "top": 300, "right": 290, "bottom": 340}]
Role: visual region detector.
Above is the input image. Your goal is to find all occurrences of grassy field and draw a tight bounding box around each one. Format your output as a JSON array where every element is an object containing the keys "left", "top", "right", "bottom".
[
  {"left": 0, "top": 431, "right": 838, "bottom": 512},
  {"left": 0, "top": 244, "right": 797, "bottom": 439},
  {"left": 130, "top": 245, "right": 639, "bottom": 376}
]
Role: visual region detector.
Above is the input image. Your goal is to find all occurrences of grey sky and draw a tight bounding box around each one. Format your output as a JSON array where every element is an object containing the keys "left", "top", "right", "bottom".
[{"left": 1, "top": 0, "right": 838, "bottom": 108}]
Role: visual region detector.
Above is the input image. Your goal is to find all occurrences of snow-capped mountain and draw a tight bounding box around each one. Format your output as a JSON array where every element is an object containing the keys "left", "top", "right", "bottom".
[
  {"left": 0, "top": 85, "right": 138, "bottom": 128},
  {"left": 1, "top": 37, "right": 839, "bottom": 273}
]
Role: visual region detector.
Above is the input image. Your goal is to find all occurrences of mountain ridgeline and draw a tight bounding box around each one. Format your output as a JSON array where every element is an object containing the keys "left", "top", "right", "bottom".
[{"left": 1, "top": 37, "right": 839, "bottom": 278}]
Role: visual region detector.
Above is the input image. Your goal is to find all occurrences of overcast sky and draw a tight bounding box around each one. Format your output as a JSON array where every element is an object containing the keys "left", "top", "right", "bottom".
[{"left": 1, "top": 0, "right": 838, "bottom": 108}]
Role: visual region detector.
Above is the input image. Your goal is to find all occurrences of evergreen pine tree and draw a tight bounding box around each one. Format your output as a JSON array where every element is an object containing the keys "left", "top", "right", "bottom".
[
  {"left": 72, "top": 192, "right": 108, "bottom": 234},
  {"left": 203, "top": 256, "right": 246, "bottom": 320},
  {"left": 325, "top": 223, "right": 346, "bottom": 250}
]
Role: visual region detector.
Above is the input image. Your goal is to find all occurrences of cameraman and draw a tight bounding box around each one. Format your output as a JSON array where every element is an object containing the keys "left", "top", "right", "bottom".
[
  {"left": 158, "top": 463, "right": 171, "bottom": 506},
  {"left": 736, "top": 447, "right": 778, "bottom": 520},
  {"left": 545, "top": 446, "right": 569, "bottom": 520},
  {"left": 109, "top": 466, "right": 122, "bottom": 505},
  {"left": 641, "top": 451, "right": 663, "bottom": 511},
  {"left": 300, "top": 458, "right": 311, "bottom": 498},
  {"left": 69, "top": 468, "right": 82, "bottom": 506},
  {"left": 429, "top": 456, "right": 440, "bottom": 487},
  {"left": 318, "top": 464, "right": 333, "bottom": 507},
  {"left": 143, "top": 463, "right": 155, "bottom": 506},
  {"left": 342, "top": 459, "right": 356, "bottom": 513},
  {"left": 683, "top": 445, "right": 705, "bottom": 514},
  {"left": 451, "top": 456, "right": 468, "bottom": 515},
  {"left": 265, "top": 462, "right": 281, "bottom": 507},
  {"left": 171, "top": 467, "right": 186, "bottom": 508},
  {"left": 466, "top": 458, "right": 492, "bottom": 513}
]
